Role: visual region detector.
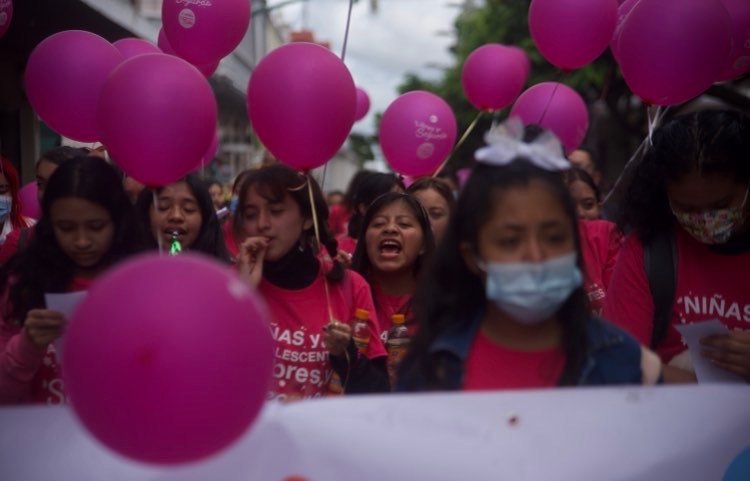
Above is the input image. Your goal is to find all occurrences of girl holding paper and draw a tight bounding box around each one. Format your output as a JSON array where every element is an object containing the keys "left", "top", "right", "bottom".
[
  {"left": 0, "top": 156, "right": 144, "bottom": 404},
  {"left": 604, "top": 110, "right": 750, "bottom": 383},
  {"left": 397, "top": 119, "right": 661, "bottom": 391}
]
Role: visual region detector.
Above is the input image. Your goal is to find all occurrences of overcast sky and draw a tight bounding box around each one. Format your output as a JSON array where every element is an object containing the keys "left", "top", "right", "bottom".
[{"left": 270, "top": 0, "right": 460, "bottom": 136}]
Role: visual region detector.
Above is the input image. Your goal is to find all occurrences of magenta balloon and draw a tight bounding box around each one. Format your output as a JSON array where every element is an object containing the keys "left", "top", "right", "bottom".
[
  {"left": 18, "top": 182, "right": 40, "bottom": 219},
  {"left": 194, "top": 59, "right": 219, "bottom": 77},
  {"left": 157, "top": 28, "right": 175, "bottom": 55},
  {"left": 0, "top": 0, "right": 13, "bottom": 39},
  {"left": 162, "top": 0, "right": 249, "bottom": 65},
  {"left": 717, "top": 0, "right": 750, "bottom": 80},
  {"left": 247, "top": 43, "right": 356, "bottom": 171},
  {"left": 97, "top": 54, "right": 217, "bottom": 186},
  {"left": 157, "top": 28, "right": 216, "bottom": 77},
  {"left": 618, "top": 0, "right": 732, "bottom": 105},
  {"left": 354, "top": 87, "right": 371, "bottom": 121},
  {"left": 529, "top": 0, "right": 618, "bottom": 69},
  {"left": 461, "top": 43, "right": 529, "bottom": 111},
  {"left": 24, "top": 30, "right": 123, "bottom": 142},
  {"left": 63, "top": 254, "right": 273, "bottom": 464},
  {"left": 113, "top": 38, "right": 161, "bottom": 59},
  {"left": 610, "top": 0, "right": 641, "bottom": 61},
  {"left": 379, "top": 91, "right": 458, "bottom": 177},
  {"left": 510, "top": 82, "right": 588, "bottom": 153}
]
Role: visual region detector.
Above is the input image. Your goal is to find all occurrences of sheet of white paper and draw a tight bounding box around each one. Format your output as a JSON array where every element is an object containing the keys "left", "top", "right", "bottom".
[
  {"left": 44, "top": 291, "right": 87, "bottom": 362},
  {"left": 675, "top": 319, "right": 745, "bottom": 384}
]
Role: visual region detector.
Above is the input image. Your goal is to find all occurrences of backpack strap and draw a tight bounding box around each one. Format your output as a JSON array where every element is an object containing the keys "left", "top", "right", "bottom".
[{"left": 643, "top": 228, "right": 677, "bottom": 349}]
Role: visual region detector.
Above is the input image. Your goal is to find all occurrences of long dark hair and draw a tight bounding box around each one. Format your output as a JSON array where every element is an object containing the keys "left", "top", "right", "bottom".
[
  {"left": 233, "top": 164, "right": 344, "bottom": 282},
  {"left": 618, "top": 109, "right": 750, "bottom": 242},
  {"left": 136, "top": 173, "right": 231, "bottom": 263},
  {"left": 351, "top": 192, "right": 436, "bottom": 296},
  {"left": 0, "top": 156, "right": 144, "bottom": 325},
  {"left": 403, "top": 160, "right": 590, "bottom": 388},
  {"left": 346, "top": 171, "right": 404, "bottom": 238}
]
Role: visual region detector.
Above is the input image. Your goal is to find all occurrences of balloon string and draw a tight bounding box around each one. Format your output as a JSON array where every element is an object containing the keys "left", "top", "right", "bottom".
[
  {"left": 646, "top": 104, "right": 667, "bottom": 147},
  {"left": 538, "top": 81, "right": 561, "bottom": 126},
  {"left": 306, "top": 174, "right": 335, "bottom": 324},
  {"left": 433, "top": 110, "right": 484, "bottom": 178},
  {"left": 340, "top": 0, "right": 356, "bottom": 62},
  {"left": 153, "top": 190, "right": 164, "bottom": 255}
]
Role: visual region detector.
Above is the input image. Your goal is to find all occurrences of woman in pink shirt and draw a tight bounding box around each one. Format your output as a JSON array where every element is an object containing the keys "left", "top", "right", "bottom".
[
  {"left": 235, "top": 164, "right": 388, "bottom": 401},
  {"left": 0, "top": 156, "right": 144, "bottom": 404}
]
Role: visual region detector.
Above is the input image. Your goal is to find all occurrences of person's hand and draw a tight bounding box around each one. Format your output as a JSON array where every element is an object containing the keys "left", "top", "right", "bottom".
[
  {"left": 336, "top": 250, "right": 353, "bottom": 268},
  {"left": 701, "top": 330, "right": 750, "bottom": 381},
  {"left": 23, "top": 309, "right": 65, "bottom": 349},
  {"left": 238, "top": 237, "right": 268, "bottom": 288},
  {"left": 323, "top": 320, "right": 352, "bottom": 357}
]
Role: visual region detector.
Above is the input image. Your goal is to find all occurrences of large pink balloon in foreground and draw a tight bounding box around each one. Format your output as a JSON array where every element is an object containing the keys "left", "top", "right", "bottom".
[
  {"left": 379, "top": 90, "right": 457, "bottom": 177},
  {"left": 24, "top": 30, "right": 123, "bottom": 142},
  {"left": 162, "top": 0, "right": 249, "bottom": 65},
  {"left": 97, "top": 53, "right": 217, "bottom": 186},
  {"left": 63, "top": 253, "right": 273, "bottom": 464},
  {"left": 617, "top": 0, "right": 732, "bottom": 105},
  {"left": 529, "top": 0, "right": 618, "bottom": 69},
  {"left": 247, "top": 43, "right": 356, "bottom": 171},
  {"left": 510, "top": 82, "right": 588, "bottom": 154}
]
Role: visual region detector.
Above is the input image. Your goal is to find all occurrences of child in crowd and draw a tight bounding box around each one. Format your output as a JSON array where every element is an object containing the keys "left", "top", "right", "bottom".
[
  {"left": 235, "top": 164, "right": 389, "bottom": 401},
  {"left": 0, "top": 156, "right": 144, "bottom": 403}
]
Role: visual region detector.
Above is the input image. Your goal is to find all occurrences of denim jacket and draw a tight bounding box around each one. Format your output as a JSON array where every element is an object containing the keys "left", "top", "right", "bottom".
[{"left": 397, "top": 314, "right": 643, "bottom": 391}]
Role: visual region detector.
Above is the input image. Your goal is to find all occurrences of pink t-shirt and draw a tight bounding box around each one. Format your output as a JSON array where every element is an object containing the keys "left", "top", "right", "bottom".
[
  {"left": 372, "top": 286, "right": 413, "bottom": 343},
  {"left": 579, "top": 219, "right": 623, "bottom": 315},
  {"left": 336, "top": 234, "right": 357, "bottom": 255},
  {"left": 0, "top": 276, "right": 92, "bottom": 404},
  {"left": 603, "top": 225, "right": 750, "bottom": 362},
  {"left": 463, "top": 330, "right": 565, "bottom": 390},
  {"left": 259, "top": 267, "right": 386, "bottom": 402}
]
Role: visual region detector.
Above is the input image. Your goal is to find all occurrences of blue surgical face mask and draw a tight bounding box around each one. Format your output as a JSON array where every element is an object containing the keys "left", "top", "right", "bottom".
[
  {"left": 0, "top": 195, "right": 12, "bottom": 222},
  {"left": 229, "top": 195, "right": 239, "bottom": 213},
  {"left": 478, "top": 252, "right": 583, "bottom": 325}
]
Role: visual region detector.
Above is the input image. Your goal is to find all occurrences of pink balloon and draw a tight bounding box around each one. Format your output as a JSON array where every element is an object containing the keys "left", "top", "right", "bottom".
[
  {"left": 191, "top": 131, "right": 219, "bottom": 171},
  {"left": 529, "top": 0, "right": 618, "bottom": 69},
  {"left": 610, "top": 0, "right": 640, "bottom": 61},
  {"left": 247, "top": 43, "right": 356, "bottom": 171},
  {"left": 0, "top": 0, "right": 13, "bottom": 39},
  {"left": 18, "top": 182, "right": 40, "bottom": 219},
  {"left": 113, "top": 38, "right": 161, "bottom": 60},
  {"left": 162, "top": 0, "right": 249, "bottom": 65},
  {"left": 157, "top": 28, "right": 219, "bottom": 77},
  {"left": 97, "top": 53, "right": 217, "bottom": 186},
  {"left": 157, "top": 28, "right": 176, "bottom": 55},
  {"left": 63, "top": 254, "right": 273, "bottom": 464},
  {"left": 355, "top": 87, "right": 370, "bottom": 121},
  {"left": 461, "top": 43, "right": 529, "bottom": 111},
  {"left": 379, "top": 91, "right": 458, "bottom": 177},
  {"left": 717, "top": 0, "right": 750, "bottom": 81},
  {"left": 24, "top": 30, "right": 123, "bottom": 142},
  {"left": 510, "top": 82, "right": 588, "bottom": 153},
  {"left": 617, "top": 0, "right": 732, "bottom": 105}
]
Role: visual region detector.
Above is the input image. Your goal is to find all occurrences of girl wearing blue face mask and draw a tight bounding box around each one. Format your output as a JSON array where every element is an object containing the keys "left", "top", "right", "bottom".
[
  {"left": 397, "top": 119, "right": 661, "bottom": 391},
  {"left": 604, "top": 110, "right": 750, "bottom": 384}
]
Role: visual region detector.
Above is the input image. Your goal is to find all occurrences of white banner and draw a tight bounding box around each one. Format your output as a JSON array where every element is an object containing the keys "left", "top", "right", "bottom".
[{"left": 1, "top": 385, "right": 749, "bottom": 481}]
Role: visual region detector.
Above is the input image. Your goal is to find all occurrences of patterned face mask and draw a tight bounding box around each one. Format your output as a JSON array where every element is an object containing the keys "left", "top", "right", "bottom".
[{"left": 671, "top": 188, "right": 749, "bottom": 245}]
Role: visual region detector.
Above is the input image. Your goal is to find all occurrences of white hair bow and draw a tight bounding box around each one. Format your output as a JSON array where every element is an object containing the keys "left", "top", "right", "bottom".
[{"left": 474, "top": 117, "right": 570, "bottom": 171}]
